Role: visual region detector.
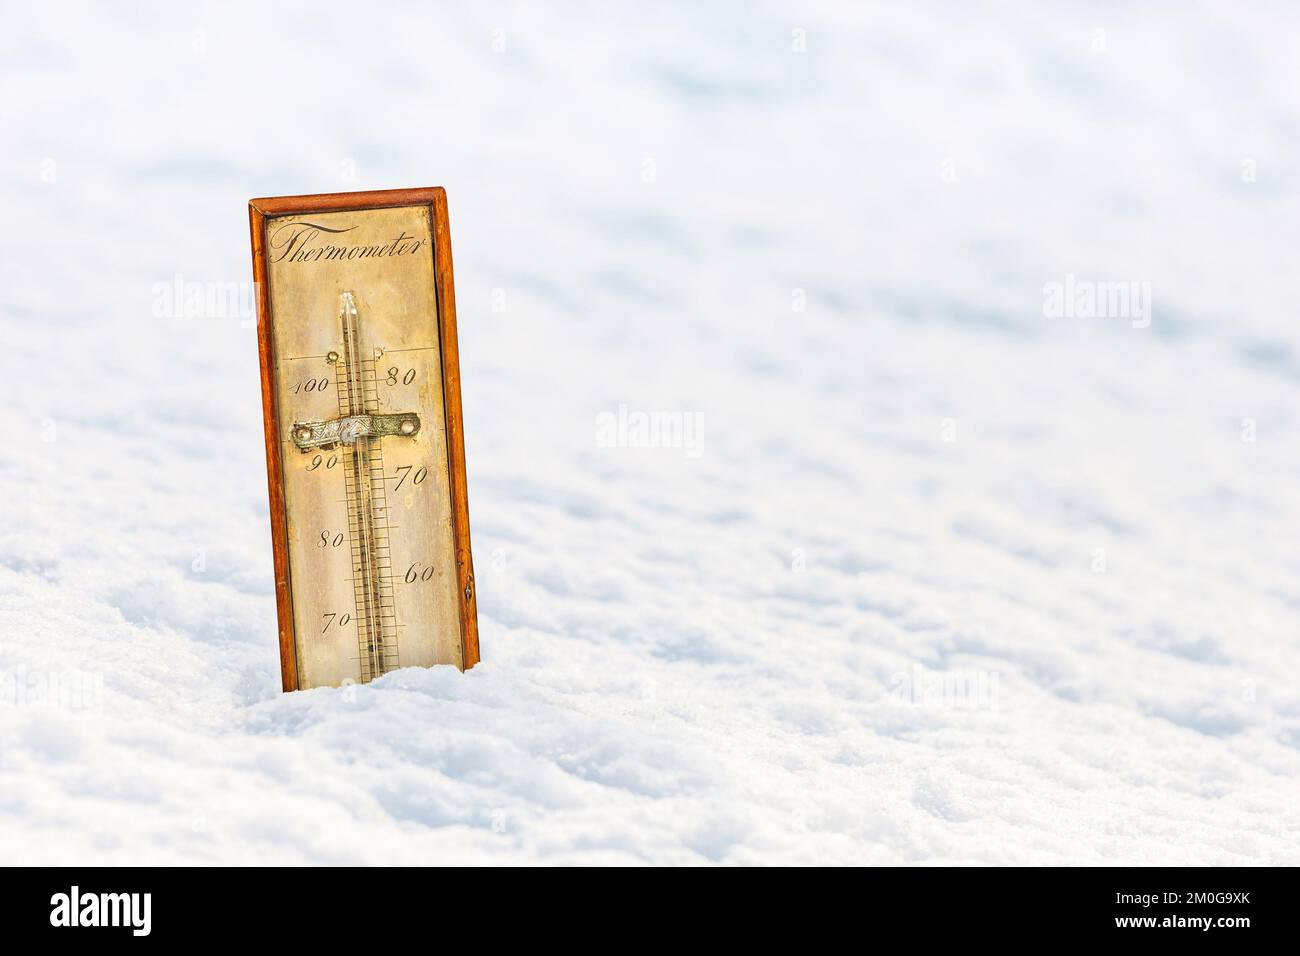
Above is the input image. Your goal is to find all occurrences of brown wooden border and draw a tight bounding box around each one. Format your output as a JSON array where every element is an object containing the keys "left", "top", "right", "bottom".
[{"left": 248, "top": 187, "right": 479, "bottom": 692}]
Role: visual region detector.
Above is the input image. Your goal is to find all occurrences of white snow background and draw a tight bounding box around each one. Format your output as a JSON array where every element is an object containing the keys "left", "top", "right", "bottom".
[{"left": 1, "top": 2, "right": 1299, "bottom": 865}]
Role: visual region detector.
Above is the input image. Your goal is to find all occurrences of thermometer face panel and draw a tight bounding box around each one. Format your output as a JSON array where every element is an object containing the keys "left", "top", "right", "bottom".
[{"left": 251, "top": 191, "right": 477, "bottom": 691}]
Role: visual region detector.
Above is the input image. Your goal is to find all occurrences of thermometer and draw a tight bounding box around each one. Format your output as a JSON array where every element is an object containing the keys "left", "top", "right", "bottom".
[{"left": 249, "top": 188, "right": 478, "bottom": 691}]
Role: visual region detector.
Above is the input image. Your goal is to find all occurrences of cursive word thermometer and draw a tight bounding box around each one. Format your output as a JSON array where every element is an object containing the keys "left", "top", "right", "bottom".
[{"left": 249, "top": 188, "right": 479, "bottom": 691}]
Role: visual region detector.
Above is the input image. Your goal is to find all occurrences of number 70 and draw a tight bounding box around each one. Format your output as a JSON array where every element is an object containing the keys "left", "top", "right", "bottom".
[{"left": 392, "top": 465, "right": 428, "bottom": 490}]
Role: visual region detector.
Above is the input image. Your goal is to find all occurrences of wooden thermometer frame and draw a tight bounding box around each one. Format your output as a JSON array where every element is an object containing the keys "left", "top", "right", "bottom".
[{"left": 249, "top": 187, "right": 479, "bottom": 691}]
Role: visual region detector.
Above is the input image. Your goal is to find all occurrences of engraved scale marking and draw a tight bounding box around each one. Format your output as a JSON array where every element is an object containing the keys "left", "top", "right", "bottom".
[{"left": 295, "top": 292, "right": 423, "bottom": 682}]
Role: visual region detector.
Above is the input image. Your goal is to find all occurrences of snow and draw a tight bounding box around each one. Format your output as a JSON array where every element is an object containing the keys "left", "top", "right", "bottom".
[{"left": 2, "top": 2, "right": 1299, "bottom": 864}]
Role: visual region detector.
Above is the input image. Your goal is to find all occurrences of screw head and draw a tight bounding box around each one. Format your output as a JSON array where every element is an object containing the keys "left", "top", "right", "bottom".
[
  {"left": 326, "top": 350, "right": 339, "bottom": 364},
  {"left": 400, "top": 419, "right": 417, "bottom": 435}
]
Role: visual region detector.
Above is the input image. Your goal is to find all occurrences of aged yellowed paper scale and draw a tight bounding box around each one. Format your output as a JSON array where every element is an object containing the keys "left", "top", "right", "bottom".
[{"left": 250, "top": 189, "right": 479, "bottom": 692}]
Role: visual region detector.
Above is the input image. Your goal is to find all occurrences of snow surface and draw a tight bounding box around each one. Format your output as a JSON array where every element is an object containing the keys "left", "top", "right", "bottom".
[{"left": 2, "top": 2, "right": 1299, "bottom": 864}]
